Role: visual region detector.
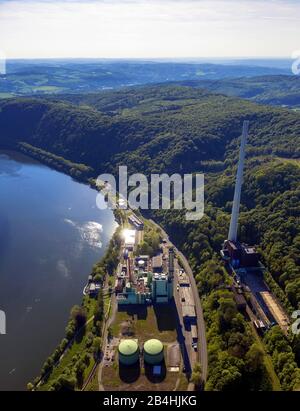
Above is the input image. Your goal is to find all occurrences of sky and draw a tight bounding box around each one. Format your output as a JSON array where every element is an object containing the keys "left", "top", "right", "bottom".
[{"left": 0, "top": 0, "right": 299, "bottom": 59}]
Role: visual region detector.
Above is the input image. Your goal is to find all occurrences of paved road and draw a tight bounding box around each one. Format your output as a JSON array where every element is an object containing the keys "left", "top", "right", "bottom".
[
  {"left": 150, "top": 219, "right": 208, "bottom": 384},
  {"left": 82, "top": 284, "right": 117, "bottom": 391},
  {"left": 172, "top": 265, "right": 196, "bottom": 391},
  {"left": 97, "top": 293, "right": 117, "bottom": 391}
]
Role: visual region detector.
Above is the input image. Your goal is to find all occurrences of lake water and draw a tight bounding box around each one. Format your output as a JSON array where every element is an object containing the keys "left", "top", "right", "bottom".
[{"left": 0, "top": 151, "right": 117, "bottom": 390}]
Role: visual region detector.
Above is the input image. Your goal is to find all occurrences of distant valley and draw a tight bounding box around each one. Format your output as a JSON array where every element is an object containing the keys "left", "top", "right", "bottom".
[{"left": 0, "top": 59, "right": 291, "bottom": 97}]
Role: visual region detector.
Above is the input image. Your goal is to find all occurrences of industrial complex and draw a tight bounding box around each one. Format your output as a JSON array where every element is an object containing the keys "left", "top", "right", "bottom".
[
  {"left": 96, "top": 209, "right": 200, "bottom": 386},
  {"left": 220, "top": 121, "right": 290, "bottom": 334},
  {"left": 115, "top": 249, "right": 174, "bottom": 306},
  {"left": 115, "top": 214, "right": 174, "bottom": 307}
]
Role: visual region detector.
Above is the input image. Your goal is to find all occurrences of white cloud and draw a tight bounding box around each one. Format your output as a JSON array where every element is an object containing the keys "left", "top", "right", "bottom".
[{"left": 0, "top": 0, "right": 299, "bottom": 58}]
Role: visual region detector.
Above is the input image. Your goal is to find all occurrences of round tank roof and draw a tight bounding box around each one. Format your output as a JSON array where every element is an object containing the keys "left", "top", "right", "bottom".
[
  {"left": 144, "top": 339, "right": 163, "bottom": 355},
  {"left": 118, "top": 339, "right": 138, "bottom": 356}
]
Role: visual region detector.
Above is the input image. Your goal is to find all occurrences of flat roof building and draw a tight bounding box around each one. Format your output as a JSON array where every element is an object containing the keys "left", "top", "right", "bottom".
[
  {"left": 123, "top": 229, "right": 136, "bottom": 250},
  {"left": 128, "top": 214, "right": 144, "bottom": 230},
  {"left": 152, "top": 272, "right": 170, "bottom": 303},
  {"left": 179, "top": 286, "right": 196, "bottom": 322},
  {"left": 152, "top": 254, "right": 163, "bottom": 272}
]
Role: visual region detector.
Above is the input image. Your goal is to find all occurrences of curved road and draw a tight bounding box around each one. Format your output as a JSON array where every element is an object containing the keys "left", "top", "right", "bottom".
[{"left": 149, "top": 219, "right": 208, "bottom": 384}]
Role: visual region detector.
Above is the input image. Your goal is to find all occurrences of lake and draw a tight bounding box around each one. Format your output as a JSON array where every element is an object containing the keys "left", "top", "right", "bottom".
[{"left": 0, "top": 151, "right": 117, "bottom": 390}]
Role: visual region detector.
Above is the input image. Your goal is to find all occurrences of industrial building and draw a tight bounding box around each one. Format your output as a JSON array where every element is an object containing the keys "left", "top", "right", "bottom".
[
  {"left": 143, "top": 339, "right": 164, "bottom": 365},
  {"left": 116, "top": 247, "right": 174, "bottom": 306},
  {"left": 118, "top": 339, "right": 140, "bottom": 365},
  {"left": 86, "top": 281, "right": 101, "bottom": 297},
  {"left": 117, "top": 277, "right": 152, "bottom": 305},
  {"left": 123, "top": 229, "right": 136, "bottom": 251},
  {"left": 221, "top": 240, "right": 259, "bottom": 269},
  {"left": 152, "top": 273, "right": 169, "bottom": 303},
  {"left": 260, "top": 291, "right": 290, "bottom": 333},
  {"left": 179, "top": 284, "right": 196, "bottom": 322},
  {"left": 128, "top": 214, "right": 144, "bottom": 231},
  {"left": 152, "top": 255, "right": 163, "bottom": 273},
  {"left": 135, "top": 255, "right": 149, "bottom": 270},
  {"left": 177, "top": 267, "right": 197, "bottom": 324}
]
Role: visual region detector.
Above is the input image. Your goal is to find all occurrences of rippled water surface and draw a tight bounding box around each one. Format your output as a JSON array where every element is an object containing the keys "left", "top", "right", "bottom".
[{"left": 0, "top": 151, "right": 117, "bottom": 390}]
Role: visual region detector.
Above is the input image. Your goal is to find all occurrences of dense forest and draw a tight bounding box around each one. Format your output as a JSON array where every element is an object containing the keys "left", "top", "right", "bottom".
[
  {"left": 0, "top": 83, "right": 299, "bottom": 390},
  {"left": 1, "top": 84, "right": 299, "bottom": 175},
  {"left": 169, "top": 75, "right": 300, "bottom": 108}
]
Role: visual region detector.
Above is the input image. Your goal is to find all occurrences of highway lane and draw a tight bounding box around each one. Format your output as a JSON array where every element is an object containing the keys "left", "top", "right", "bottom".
[
  {"left": 173, "top": 262, "right": 196, "bottom": 367},
  {"left": 174, "top": 247, "right": 208, "bottom": 382},
  {"left": 149, "top": 219, "right": 208, "bottom": 384}
]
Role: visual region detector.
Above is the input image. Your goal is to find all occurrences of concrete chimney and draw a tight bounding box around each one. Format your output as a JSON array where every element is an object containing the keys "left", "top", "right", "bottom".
[{"left": 228, "top": 121, "right": 249, "bottom": 242}]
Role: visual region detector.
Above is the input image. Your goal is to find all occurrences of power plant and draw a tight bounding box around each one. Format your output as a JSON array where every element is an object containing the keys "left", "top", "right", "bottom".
[
  {"left": 220, "top": 121, "right": 290, "bottom": 335},
  {"left": 112, "top": 209, "right": 199, "bottom": 379},
  {"left": 116, "top": 233, "right": 174, "bottom": 306},
  {"left": 221, "top": 121, "right": 260, "bottom": 269}
]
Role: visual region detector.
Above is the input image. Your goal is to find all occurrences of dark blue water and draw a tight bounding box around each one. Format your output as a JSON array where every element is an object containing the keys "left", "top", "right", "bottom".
[{"left": 0, "top": 151, "right": 117, "bottom": 390}]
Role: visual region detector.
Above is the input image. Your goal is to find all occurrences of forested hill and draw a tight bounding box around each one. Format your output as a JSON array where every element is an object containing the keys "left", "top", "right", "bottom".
[
  {"left": 45, "top": 75, "right": 300, "bottom": 110},
  {"left": 1, "top": 85, "right": 300, "bottom": 390},
  {"left": 0, "top": 84, "right": 299, "bottom": 177},
  {"left": 175, "top": 75, "right": 300, "bottom": 108}
]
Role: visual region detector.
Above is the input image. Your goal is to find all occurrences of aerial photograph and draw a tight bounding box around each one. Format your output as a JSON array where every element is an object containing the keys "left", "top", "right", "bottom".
[{"left": 0, "top": 0, "right": 300, "bottom": 400}]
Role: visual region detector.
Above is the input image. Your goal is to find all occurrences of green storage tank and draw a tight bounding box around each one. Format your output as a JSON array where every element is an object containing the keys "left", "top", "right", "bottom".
[
  {"left": 118, "top": 339, "right": 139, "bottom": 365},
  {"left": 143, "top": 339, "right": 164, "bottom": 364}
]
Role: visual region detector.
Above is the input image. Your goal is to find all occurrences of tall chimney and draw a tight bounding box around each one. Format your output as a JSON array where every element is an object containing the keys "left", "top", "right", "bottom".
[{"left": 228, "top": 121, "right": 249, "bottom": 242}]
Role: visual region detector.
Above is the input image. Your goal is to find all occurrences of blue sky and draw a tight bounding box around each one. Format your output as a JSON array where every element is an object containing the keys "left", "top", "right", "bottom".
[{"left": 0, "top": 0, "right": 299, "bottom": 58}]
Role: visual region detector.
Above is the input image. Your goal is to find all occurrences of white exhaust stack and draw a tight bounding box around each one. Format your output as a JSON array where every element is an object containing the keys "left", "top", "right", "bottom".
[{"left": 228, "top": 120, "right": 249, "bottom": 242}]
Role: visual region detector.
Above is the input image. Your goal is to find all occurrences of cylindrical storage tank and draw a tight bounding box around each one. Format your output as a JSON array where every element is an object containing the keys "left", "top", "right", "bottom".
[
  {"left": 118, "top": 339, "right": 139, "bottom": 365},
  {"left": 143, "top": 339, "right": 164, "bottom": 365}
]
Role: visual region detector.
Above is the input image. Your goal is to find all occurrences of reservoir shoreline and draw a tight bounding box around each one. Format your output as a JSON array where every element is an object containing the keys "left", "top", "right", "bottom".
[{"left": 0, "top": 148, "right": 118, "bottom": 390}]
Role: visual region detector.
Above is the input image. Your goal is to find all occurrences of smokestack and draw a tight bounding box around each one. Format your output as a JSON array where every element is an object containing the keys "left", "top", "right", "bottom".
[{"left": 228, "top": 121, "right": 249, "bottom": 242}]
